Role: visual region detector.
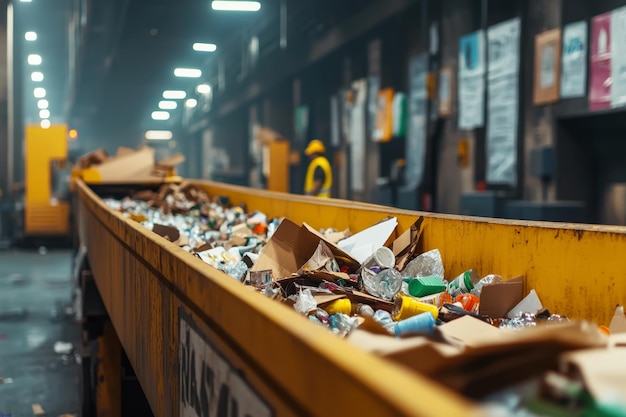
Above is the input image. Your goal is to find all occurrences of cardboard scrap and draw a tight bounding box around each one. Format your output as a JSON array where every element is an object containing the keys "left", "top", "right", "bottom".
[
  {"left": 252, "top": 219, "right": 320, "bottom": 279},
  {"left": 323, "top": 229, "right": 351, "bottom": 244},
  {"left": 76, "top": 148, "right": 108, "bottom": 169},
  {"left": 76, "top": 146, "right": 185, "bottom": 182},
  {"left": 381, "top": 320, "right": 606, "bottom": 397},
  {"left": 301, "top": 223, "right": 361, "bottom": 271},
  {"left": 438, "top": 316, "right": 504, "bottom": 348},
  {"left": 479, "top": 276, "right": 524, "bottom": 318},
  {"left": 32, "top": 403, "right": 45, "bottom": 416},
  {"left": 609, "top": 305, "right": 626, "bottom": 335},
  {"left": 152, "top": 224, "right": 180, "bottom": 242},
  {"left": 561, "top": 347, "right": 626, "bottom": 403},
  {"left": 393, "top": 217, "right": 424, "bottom": 271},
  {"left": 254, "top": 219, "right": 361, "bottom": 280}
]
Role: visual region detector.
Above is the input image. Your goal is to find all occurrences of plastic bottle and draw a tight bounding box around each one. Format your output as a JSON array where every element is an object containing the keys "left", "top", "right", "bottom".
[
  {"left": 408, "top": 275, "right": 447, "bottom": 297},
  {"left": 393, "top": 294, "right": 439, "bottom": 321},
  {"left": 448, "top": 269, "right": 480, "bottom": 297},
  {"left": 455, "top": 293, "right": 480, "bottom": 313},
  {"left": 362, "top": 268, "right": 402, "bottom": 301},
  {"left": 470, "top": 274, "right": 503, "bottom": 296},
  {"left": 376, "top": 268, "right": 403, "bottom": 300},
  {"left": 401, "top": 248, "right": 444, "bottom": 280},
  {"left": 353, "top": 303, "right": 375, "bottom": 317},
  {"left": 418, "top": 291, "right": 452, "bottom": 308},
  {"left": 362, "top": 246, "right": 396, "bottom": 269}
]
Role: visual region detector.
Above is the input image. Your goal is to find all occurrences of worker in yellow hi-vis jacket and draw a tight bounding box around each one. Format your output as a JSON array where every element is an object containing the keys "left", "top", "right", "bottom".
[{"left": 303, "top": 139, "right": 332, "bottom": 198}]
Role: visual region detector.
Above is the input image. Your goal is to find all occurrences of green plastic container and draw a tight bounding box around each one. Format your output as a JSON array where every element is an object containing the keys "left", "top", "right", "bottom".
[{"left": 408, "top": 276, "right": 447, "bottom": 298}]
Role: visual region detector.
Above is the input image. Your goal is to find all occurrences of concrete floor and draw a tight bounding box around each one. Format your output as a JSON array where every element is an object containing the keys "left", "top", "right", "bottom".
[{"left": 0, "top": 249, "right": 80, "bottom": 416}]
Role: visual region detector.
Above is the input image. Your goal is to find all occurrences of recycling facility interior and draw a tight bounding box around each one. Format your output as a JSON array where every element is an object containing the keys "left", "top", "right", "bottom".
[{"left": 0, "top": 0, "right": 625, "bottom": 416}]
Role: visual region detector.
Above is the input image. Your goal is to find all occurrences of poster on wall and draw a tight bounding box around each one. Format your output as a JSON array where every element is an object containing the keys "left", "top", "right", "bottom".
[
  {"left": 486, "top": 17, "right": 521, "bottom": 185},
  {"left": 350, "top": 79, "right": 367, "bottom": 192},
  {"left": 611, "top": 7, "right": 626, "bottom": 108},
  {"left": 590, "top": 12, "right": 611, "bottom": 111},
  {"left": 403, "top": 54, "right": 428, "bottom": 191},
  {"left": 561, "top": 21, "right": 588, "bottom": 98},
  {"left": 367, "top": 75, "right": 381, "bottom": 141},
  {"left": 458, "top": 30, "right": 485, "bottom": 129},
  {"left": 534, "top": 29, "right": 562, "bottom": 105}
]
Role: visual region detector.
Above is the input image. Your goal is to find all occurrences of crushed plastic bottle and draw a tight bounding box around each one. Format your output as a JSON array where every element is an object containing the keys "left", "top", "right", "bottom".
[
  {"left": 499, "top": 312, "right": 537, "bottom": 329},
  {"left": 354, "top": 303, "right": 375, "bottom": 317},
  {"left": 294, "top": 288, "right": 317, "bottom": 314},
  {"left": 222, "top": 261, "right": 248, "bottom": 281},
  {"left": 329, "top": 313, "right": 359, "bottom": 337},
  {"left": 471, "top": 274, "right": 504, "bottom": 297},
  {"left": 362, "top": 268, "right": 402, "bottom": 301},
  {"left": 546, "top": 314, "right": 570, "bottom": 324},
  {"left": 372, "top": 310, "right": 396, "bottom": 334},
  {"left": 448, "top": 269, "right": 481, "bottom": 297},
  {"left": 401, "top": 249, "right": 445, "bottom": 280}
]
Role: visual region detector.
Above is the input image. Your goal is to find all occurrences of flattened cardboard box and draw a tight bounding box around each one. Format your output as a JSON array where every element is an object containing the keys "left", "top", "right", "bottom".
[
  {"left": 478, "top": 276, "right": 524, "bottom": 318},
  {"left": 251, "top": 219, "right": 321, "bottom": 279}
]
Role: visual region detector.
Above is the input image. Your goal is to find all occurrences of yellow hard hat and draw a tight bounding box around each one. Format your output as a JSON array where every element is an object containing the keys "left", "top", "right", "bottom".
[{"left": 304, "top": 139, "right": 326, "bottom": 156}]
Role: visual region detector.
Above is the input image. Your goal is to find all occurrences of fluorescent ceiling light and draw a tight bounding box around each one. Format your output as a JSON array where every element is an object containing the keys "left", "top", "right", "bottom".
[
  {"left": 163, "top": 90, "right": 186, "bottom": 99},
  {"left": 41, "top": 120, "right": 50, "bottom": 129},
  {"left": 37, "top": 99, "right": 48, "bottom": 109},
  {"left": 193, "top": 43, "right": 217, "bottom": 52},
  {"left": 174, "top": 68, "right": 202, "bottom": 78},
  {"left": 34, "top": 87, "right": 46, "bottom": 98},
  {"left": 185, "top": 98, "right": 198, "bottom": 108},
  {"left": 211, "top": 1, "right": 261, "bottom": 11},
  {"left": 27, "top": 54, "right": 42, "bottom": 65},
  {"left": 39, "top": 109, "right": 50, "bottom": 119},
  {"left": 25, "top": 31, "right": 37, "bottom": 41},
  {"left": 196, "top": 84, "right": 212, "bottom": 94},
  {"left": 151, "top": 111, "right": 170, "bottom": 121},
  {"left": 159, "top": 100, "right": 177, "bottom": 110},
  {"left": 20, "top": 0, "right": 32, "bottom": 2},
  {"left": 145, "top": 130, "right": 173, "bottom": 140},
  {"left": 31, "top": 71, "right": 44, "bottom": 82}
]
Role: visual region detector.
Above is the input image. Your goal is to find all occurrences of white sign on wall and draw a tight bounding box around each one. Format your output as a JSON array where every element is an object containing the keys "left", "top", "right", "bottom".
[{"left": 561, "top": 21, "right": 588, "bottom": 98}]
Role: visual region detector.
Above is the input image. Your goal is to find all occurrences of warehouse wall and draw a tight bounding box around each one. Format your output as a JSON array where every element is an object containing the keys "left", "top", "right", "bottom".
[
  {"left": 0, "top": 1, "right": 8, "bottom": 199},
  {"left": 521, "top": 0, "right": 561, "bottom": 203},
  {"left": 186, "top": 0, "right": 626, "bottom": 223},
  {"left": 436, "top": 0, "right": 482, "bottom": 214}
]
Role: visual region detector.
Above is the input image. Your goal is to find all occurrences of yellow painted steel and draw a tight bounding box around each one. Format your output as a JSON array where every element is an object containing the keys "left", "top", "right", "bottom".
[
  {"left": 267, "top": 140, "right": 290, "bottom": 193},
  {"left": 77, "top": 179, "right": 478, "bottom": 417},
  {"left": 24, "top": 124, "right": 70, "bottom": 235},
  {"left": 77, "top": 178, "right": 626, "bottom": 417}
]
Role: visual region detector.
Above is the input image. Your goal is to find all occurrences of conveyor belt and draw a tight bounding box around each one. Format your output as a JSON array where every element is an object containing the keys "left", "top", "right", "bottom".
[{"left": 76, "top": 179, "right": 626, "bottom": 416}]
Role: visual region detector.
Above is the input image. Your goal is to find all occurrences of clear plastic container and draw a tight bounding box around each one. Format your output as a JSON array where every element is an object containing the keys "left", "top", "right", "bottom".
[{"left": 362, "top": 268, "right": 402, "bottom": 301}]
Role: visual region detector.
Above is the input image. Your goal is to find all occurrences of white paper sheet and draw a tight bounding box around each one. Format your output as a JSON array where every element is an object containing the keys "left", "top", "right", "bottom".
[
  {"left": 561, "top": 21, "right": 588, "bottom": 98},
  {"left": 486, "top": 18, "right": 521, "bottom": 185},
  {"left": 337, "top": 217, "right": 398, "bottom": 263}
]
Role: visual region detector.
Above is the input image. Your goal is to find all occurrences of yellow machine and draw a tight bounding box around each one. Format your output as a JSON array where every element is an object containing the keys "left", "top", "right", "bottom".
[{"left": 24, "top": 124, "right": 70, "bottom": 236}]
